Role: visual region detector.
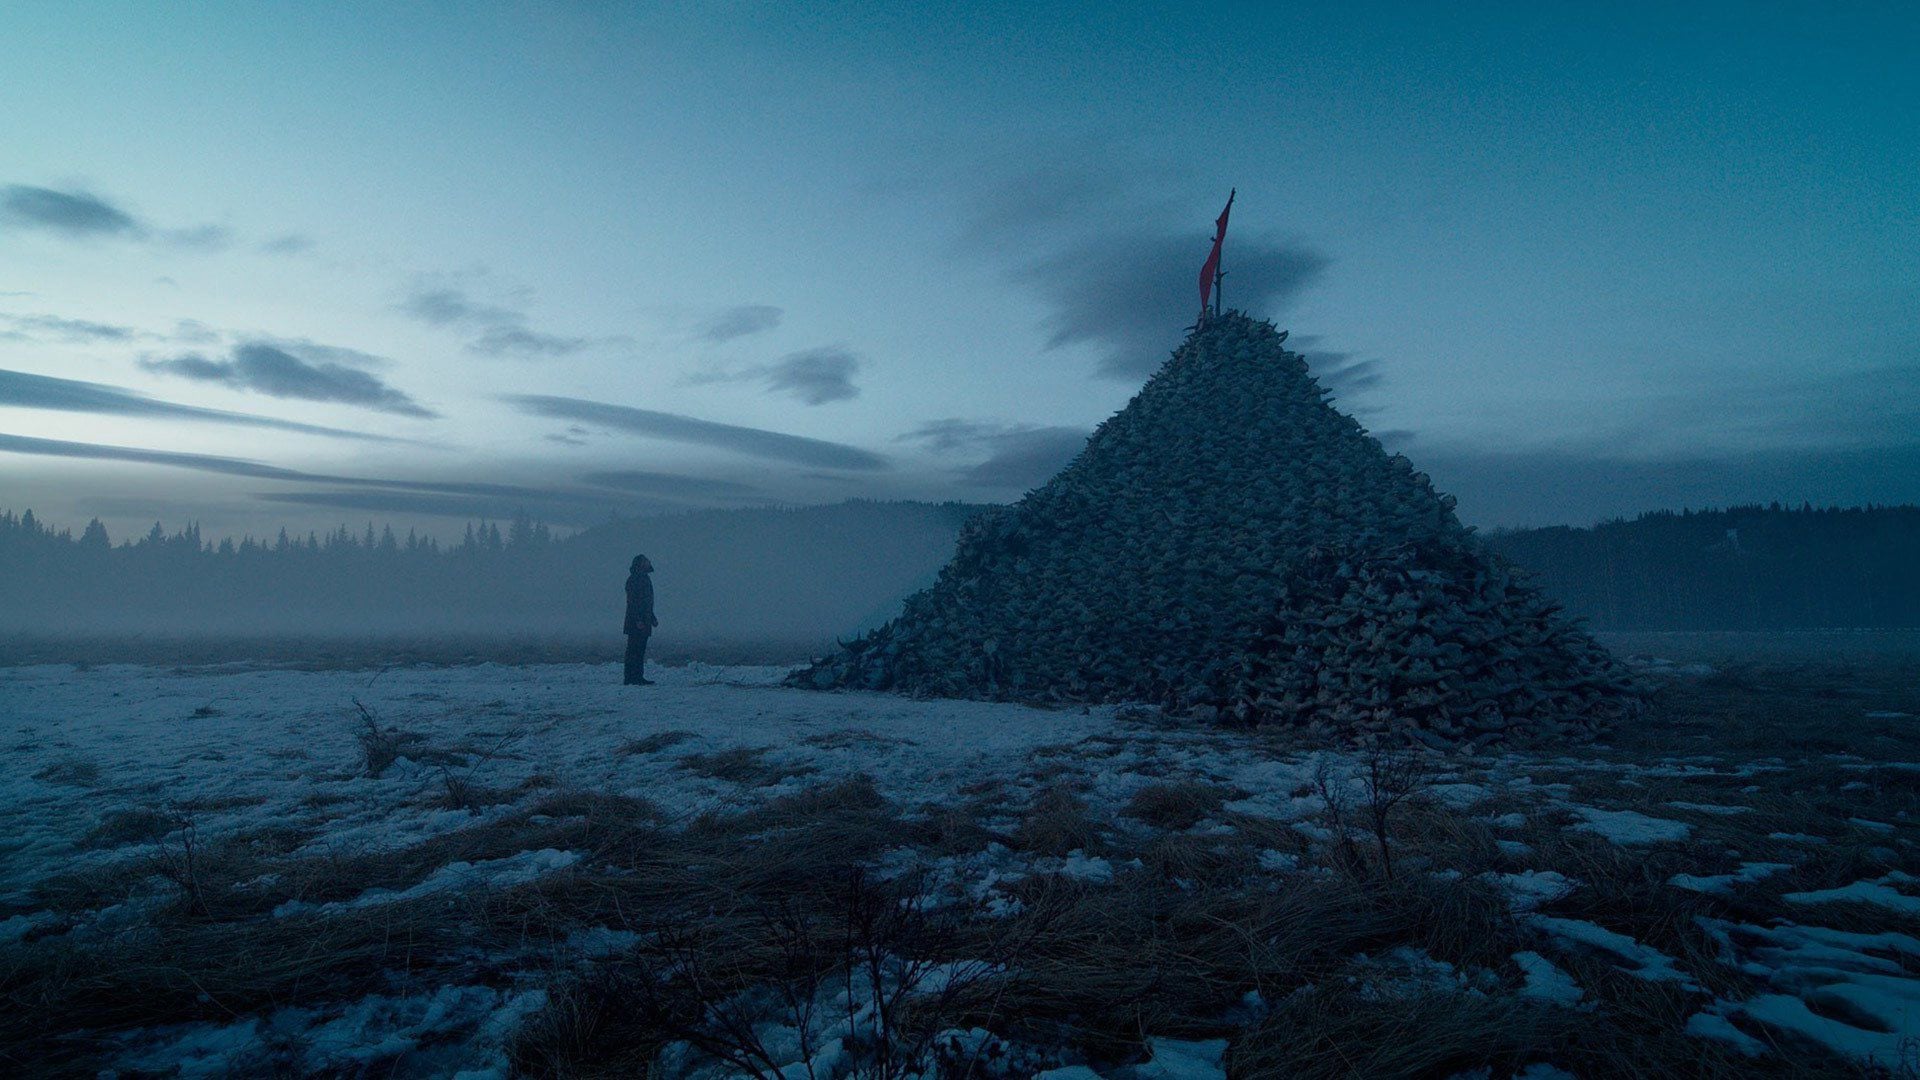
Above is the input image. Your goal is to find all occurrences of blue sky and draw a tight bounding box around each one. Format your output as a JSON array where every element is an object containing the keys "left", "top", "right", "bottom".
[{"left": 2, "top": 1, "right": 1915, "bottom": 538}]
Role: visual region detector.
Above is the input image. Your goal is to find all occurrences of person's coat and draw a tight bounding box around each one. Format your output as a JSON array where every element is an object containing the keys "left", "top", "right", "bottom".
[{"left": 624, "top": 572, "right": 656, "bottom": 636}]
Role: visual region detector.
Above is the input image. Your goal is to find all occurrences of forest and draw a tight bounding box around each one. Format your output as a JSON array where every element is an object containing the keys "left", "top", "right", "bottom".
[{"left": 0, "top": 501, "right": 1914, "bottom": 646}]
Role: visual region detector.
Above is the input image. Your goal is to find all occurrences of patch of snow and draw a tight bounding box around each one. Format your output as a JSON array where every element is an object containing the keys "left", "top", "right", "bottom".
[
  {"left": 1664, "top": 801, "right": 1751, "bottom": 816},
  {"left": 1495, "top": 839, "right": 1534, "bottom": 858},
  {"left": 1767, "top": 832, "right": 1825, "bottom": 845},
  {"left": 1783, "top": 874, "right": 1920, "bottom": 916},
  {"left": 1426, "top": 783, "right": 1492, "bottom": 810},
  {"left": 1566, "top": 806, "right": 1691, "bottom": 845},
  {"left": 1524, "top": 915, "right": 1701, "bottom": 990},
  {"left": 1847, "top": 817, "right": 1895, "bottom": 833},
  {"left": 1685, "top": 1011, "right": 1765, "bottom": 1057},
  {"left": 1257, "top": 849, "right": 1300, "bottom": 872},
  {"left": 1486, "top": 870, "right": 1576, "bottom": 912},
  {"left": 1512, "top": 951, "right": 1583, "bottom": 1007},
  {"left": 1117, "top": 1037, "right": 1228, "bottom": 1080},
  {"left": 1667, "top": 862, "right": 1792, "bottom": 896},
  {"left": 273, "top": 848, "right": 579, "bottom": 917}
]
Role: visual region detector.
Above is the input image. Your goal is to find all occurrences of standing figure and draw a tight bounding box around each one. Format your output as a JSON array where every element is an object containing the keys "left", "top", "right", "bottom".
[{"left": 623, "top": 554, "right": 658, "bottom": 685}]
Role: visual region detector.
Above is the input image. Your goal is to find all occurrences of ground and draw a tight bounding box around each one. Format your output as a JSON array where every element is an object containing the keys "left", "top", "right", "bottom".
[{"left": 0, "top": 646, "right": 1915, "bottom": 1078}]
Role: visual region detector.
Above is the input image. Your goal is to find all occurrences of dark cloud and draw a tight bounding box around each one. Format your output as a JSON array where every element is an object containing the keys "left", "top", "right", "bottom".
[
  {"left": 2, "top": 314, "right": 140, "bottom": 342},
  {"left": 398, "top": 287, "right": 522, "bottom": 327},
  {"left": 1024, "top": 231, "right": 1327, "bottom": 379},
  {"left": 964, "top": 163, "right": 1330, "bottom": 379},
  {"left": 257, "top": 233, "right": 314, "bottom": 256},
  {"left": 0, "top": 368, "right": 402, "bottom": 441},
  {"left": 468, "top": 326, "right": 588, "bottom": 358},
  {"left": 506, "top": 394, "right": 889, "bottom": 471},
  {"left": 0, "top": 432, "right": 330, "bottom": 482},
  {"left": 398, "top": 284, "right": 589, "bottom": 358},
  {"left": 580, "top": 469, "right": 763, "bottom": 501},
  {"left": 898, "top": 418, "right": 1088, "bottom": 489},
  {"left": 141, "top": 343, "right": 436, "bottom": 418},
  {"left": 2, "top": 184, "right": 240, "bottom": 253},
  {"left": 0, "top": 432, "right": 660, "bottom": 525},
  {"left": 687, "top": 346, "right": 863, "bottom": 405},
  {"left": 697, "top": 304, "right": 783, "bottom": 343},
  {"left": 764, "top": 347, "right": 861, "bottom": 404},
  {"left": 0, "top": 185, "right": 140, "bottom": 237}
]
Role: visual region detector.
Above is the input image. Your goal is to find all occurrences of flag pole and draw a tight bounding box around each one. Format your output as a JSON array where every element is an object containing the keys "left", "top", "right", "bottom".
[{"left": 1215, "top": 187, "right": 1233, "bottom": 318}]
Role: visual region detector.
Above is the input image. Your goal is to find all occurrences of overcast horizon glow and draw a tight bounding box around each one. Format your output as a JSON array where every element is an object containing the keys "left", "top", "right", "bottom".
[{"left": 2, "top": 2, "right": 1915, "bottom": 542}]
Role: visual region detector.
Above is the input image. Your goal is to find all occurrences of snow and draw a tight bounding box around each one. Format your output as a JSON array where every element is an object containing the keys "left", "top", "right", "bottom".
[
  {"left": 1512, "top": 950, "right": 1584, "bottom": 1007},
  {"left": 1684, "top": 1011, "right": 1766, "bottom": 1056},
  {"left": 0, "top": 661, "right": 1123, "bottom": 904},
  {"left": 120, "top": 985, "right": 548, "bottom": 1078},
  {"left": 1784, "top": 874, "right": 1920, "bottom": 915},
  {"left": 1696, "top": 916, "right": 1920, "bottom": 1069},
  {"left": 1565, "top": 806, "right": 1691, "bottom": 844},
  {"left": 1523, "top": 915, "right": 1701, "bottom": 990},
  {"left": 1667, "top": 862, "right": 1792, "bottom": 896},
  {"left": 1487, "top": 870, "right": 1576, "bottom": 912},
  {"left": 1664, "top": 801, "right": 1751, "bottom": 815},
  {"left": 1118, "top": 1037, "right": 1229, "bottom": 1080},
  {"left": 272, "top": 848, "right": 578, "bottom": 917}
]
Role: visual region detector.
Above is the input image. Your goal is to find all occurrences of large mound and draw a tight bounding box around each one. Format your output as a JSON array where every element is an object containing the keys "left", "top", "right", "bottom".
[{"left": 791, "top": 313, "right": 1639, "bottom": 744}]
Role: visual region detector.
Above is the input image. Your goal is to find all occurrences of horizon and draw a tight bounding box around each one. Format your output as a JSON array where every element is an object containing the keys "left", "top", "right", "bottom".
[{"left": 4, "top": 3, "right": 1916, "bottom": 541}]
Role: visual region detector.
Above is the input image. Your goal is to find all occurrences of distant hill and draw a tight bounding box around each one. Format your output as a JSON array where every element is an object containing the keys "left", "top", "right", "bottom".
[
  {"left": 1484, "top": 504, "right": 1920, "bottom": 630},
  {"left": 1, "top": 500, "right": 1914, "bottom": 647}
]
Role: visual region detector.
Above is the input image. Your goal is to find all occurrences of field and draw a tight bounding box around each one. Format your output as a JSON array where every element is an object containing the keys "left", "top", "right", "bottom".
[{"left": 1, "top": 641, "right": 1916, "bottom": 1078}]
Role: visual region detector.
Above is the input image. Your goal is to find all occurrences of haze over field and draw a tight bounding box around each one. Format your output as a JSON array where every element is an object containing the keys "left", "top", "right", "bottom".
[{"left": 3, "top": 2, "right": 1917, "bottom": 544}]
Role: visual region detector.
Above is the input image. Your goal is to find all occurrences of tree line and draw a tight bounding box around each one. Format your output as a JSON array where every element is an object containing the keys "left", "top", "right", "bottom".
[{"left": 1, "top": 500, "right": 1914, "bottom": 638}]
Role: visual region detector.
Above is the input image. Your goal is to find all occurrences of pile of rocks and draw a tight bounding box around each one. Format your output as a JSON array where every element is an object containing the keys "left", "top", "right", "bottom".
[{"left": 789, "top": 312, "right": 1638, "bottom": 745}]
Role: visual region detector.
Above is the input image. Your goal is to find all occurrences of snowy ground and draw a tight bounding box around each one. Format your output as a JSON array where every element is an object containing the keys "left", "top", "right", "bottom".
[{"left": 2, "top": 658, "right": 1917, "bottom": 1077}]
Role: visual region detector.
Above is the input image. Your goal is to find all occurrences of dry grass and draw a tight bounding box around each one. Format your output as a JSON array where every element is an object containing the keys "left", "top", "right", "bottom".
[
  {"left": 31, "top": 757, "right": 100, "bottom": 787},
  {"left": 11, "top": 655, "right": 1919, "bottom": 1076},
  {"left": 617, "top": 730, "right": 695, "bottom": 756},
  {"left": 676, "top": 745, "right": 818, "bottom": 786},
  {"left": 1012, "top": 785, "right": 1104, "bottom": 857},
  {"left": 1122, "top": 779, "right": 1241, "bottom": 831}
]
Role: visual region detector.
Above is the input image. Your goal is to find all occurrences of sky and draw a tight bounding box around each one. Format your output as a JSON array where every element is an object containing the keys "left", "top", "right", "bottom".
[{"left": 2, "top": 0, "right": 1915, "bottom": 540}]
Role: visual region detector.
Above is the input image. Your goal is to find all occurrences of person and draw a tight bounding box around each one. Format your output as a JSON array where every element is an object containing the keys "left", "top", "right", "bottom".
[{"left": 623, "top": 554, "right": 658, "bottom": 685}]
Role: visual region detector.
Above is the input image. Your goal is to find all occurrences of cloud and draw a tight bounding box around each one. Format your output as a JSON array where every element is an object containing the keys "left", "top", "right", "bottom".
[
  {"left": 398, "top": 284, "right": 589, "bottom": 358},
  {"left": 399, "top": 287, "right": 521, "bottom": 327},
  {"left": 257, "top": 233, "right": 314, "bottom": 256},
  {"left": 159, "top": 224, "right": 234, "bottom": 252},
  {"left": 898, "top": 418, "right": 1088, "bottom": 489},
  {"left": 468, "top": 326, "right": 588, "bottom": 358},
  {"left": 0, "top": 185, "right": 139, "bottom": 237},
  {"left": 0, "top": 432, "right": 665, "bottom": 525},
  {"left": 0, "top": 368, "right": 403, "bottom": 441},
  {"left": 1, "top": 183, "right": 244, "bottom": 253},
  {"left": 693, "top": 346, "right": 863, "bottom": 405},
  {"left": 962, "top": 162, "right": 1330, "bottom": 379},
  {"left": 0, "top": 432, "right": 338, "bottom": 482},
  {"left": 141, "top": 343, "right": 436, "bottom": 418},
  {"left": 764, "top": 347, "right": 861, "bottom": 404},
  {"left": 1, "top": 313, "right": 140, "bottom": 343},
  {"left": 506, "top": 394, "right": 888, "bottom": 471},
  {"left": 1024, "top": 231, "right": 1327, "bottom": 379},
  {"left": 580, "top": 469, "right": 763, "bottom": 501},
  {"left": 253, "top": 489, "right": 660, "bottom": 526},
  {"left": 697, "top": 304, "right": 783, "bottom": 343}
]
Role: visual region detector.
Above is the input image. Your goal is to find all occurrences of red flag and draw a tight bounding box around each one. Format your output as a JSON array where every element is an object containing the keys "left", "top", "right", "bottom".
[{"left": 1198, "top": 188, "right": 1234, "bottom": 315}]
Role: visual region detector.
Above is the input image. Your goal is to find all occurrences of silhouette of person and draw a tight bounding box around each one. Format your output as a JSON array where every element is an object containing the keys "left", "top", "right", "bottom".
[{"left": 623, "top": 554, "right": 658, "bottom": 685}]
